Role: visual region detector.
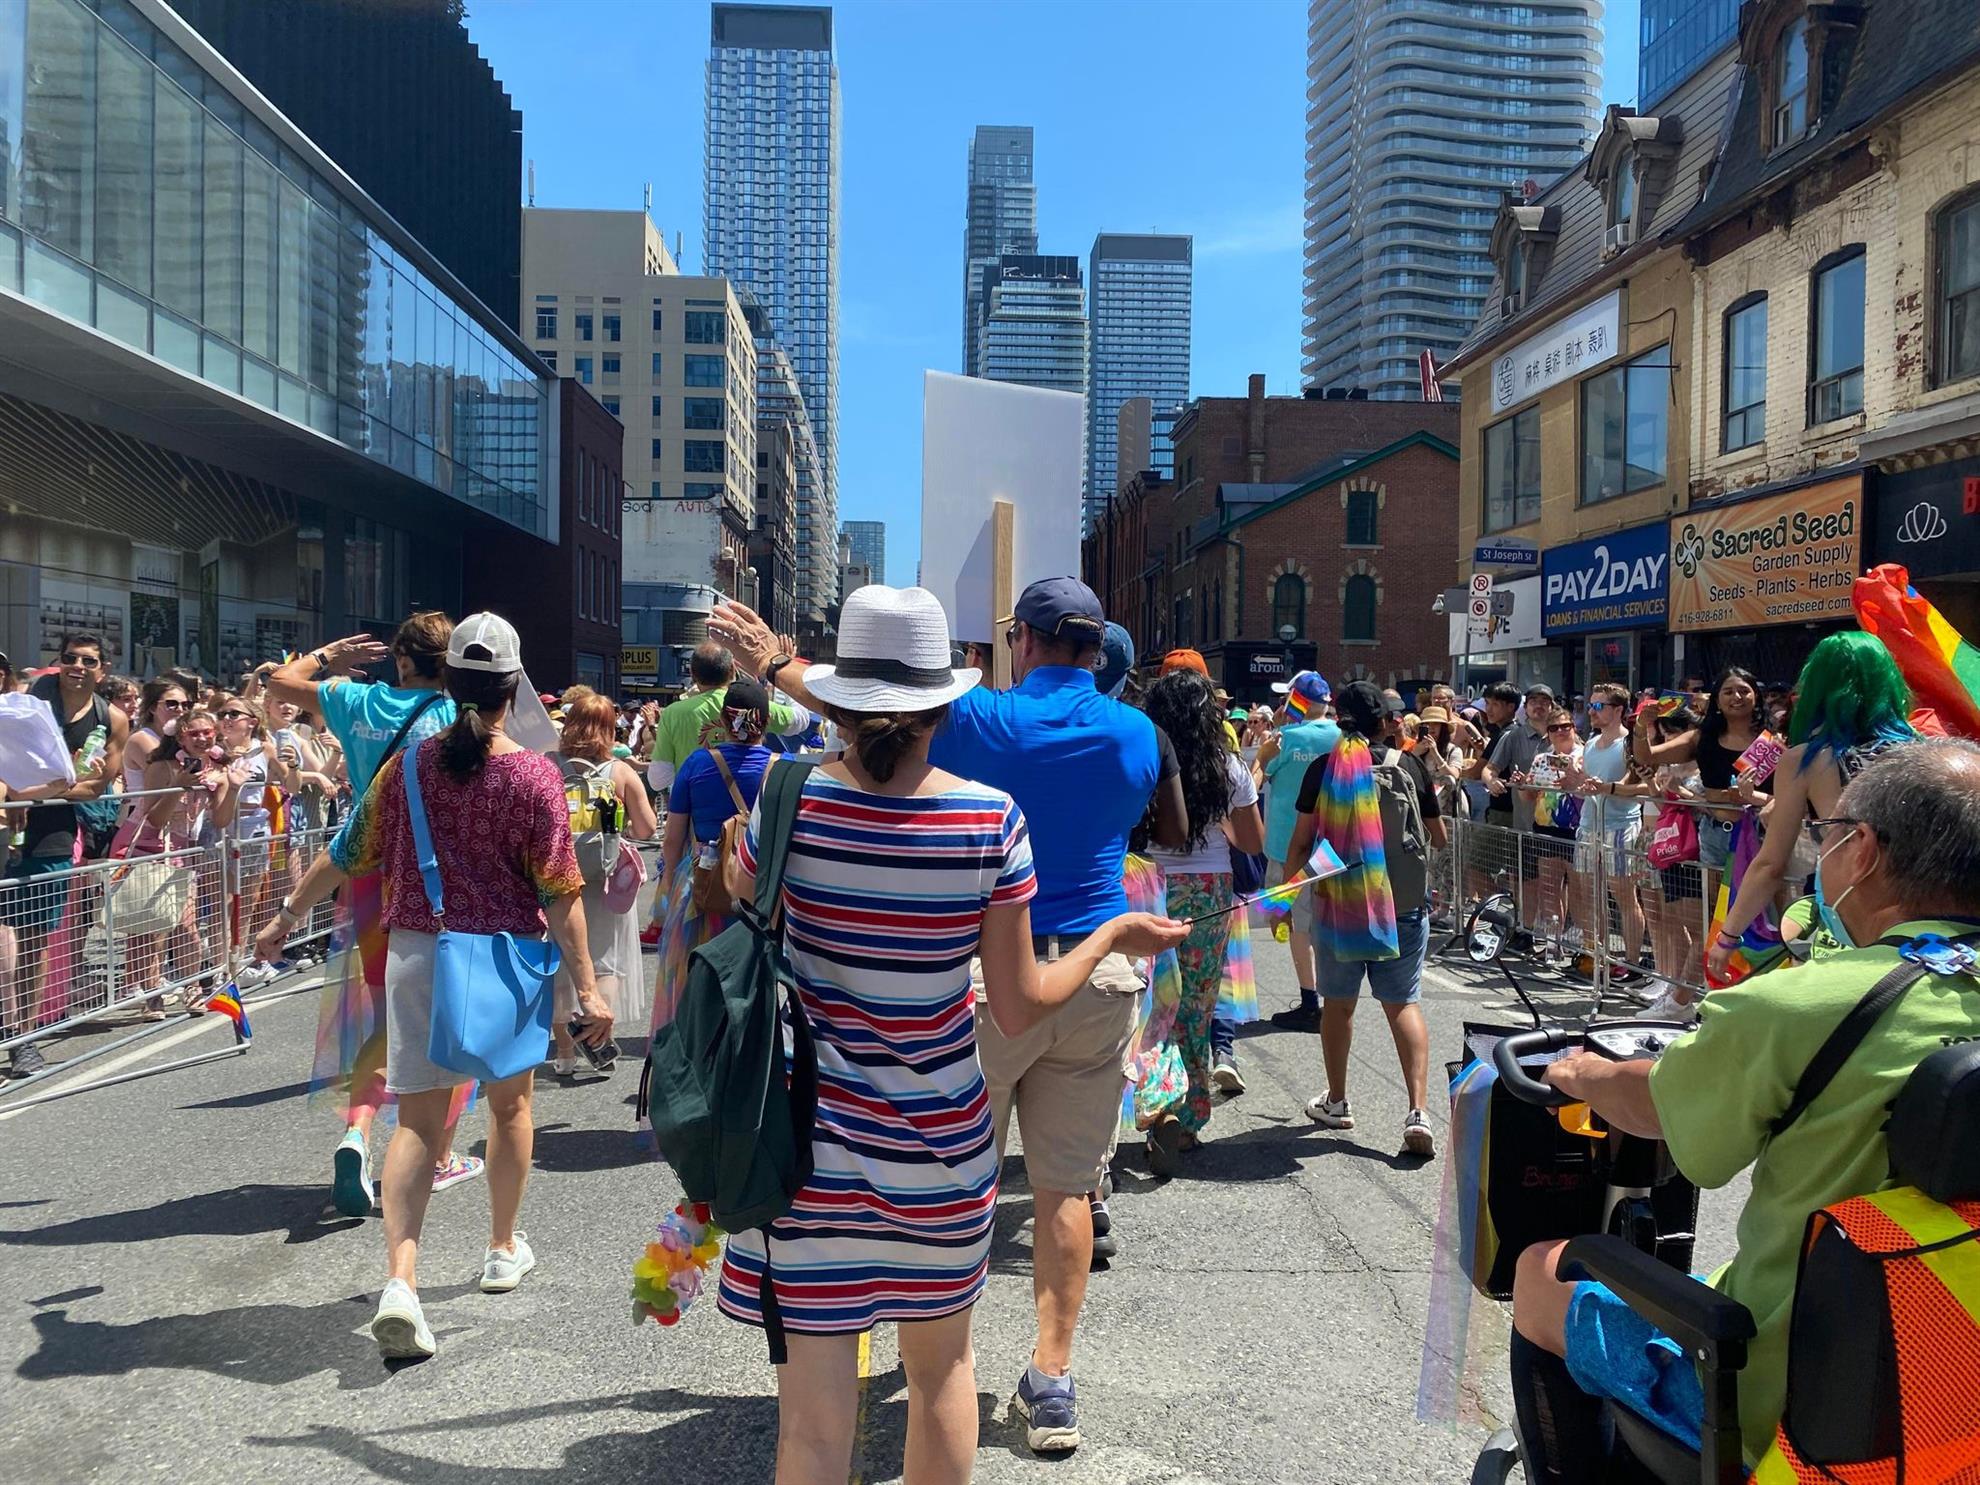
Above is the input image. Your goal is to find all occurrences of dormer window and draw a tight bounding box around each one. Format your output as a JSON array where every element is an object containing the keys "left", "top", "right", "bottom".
[
  {"left": 1505, "top": 239, "right": 1528, "bottom": 305},
  {"left": 1611, "top": 161, "right": 1638, "bottom": 231},
  {"left": 1491, "top": 201, "right": 1560, "bottom": 317},
  {"left": 1774, "top": 15, "right": 1811, "bottom": 147}
]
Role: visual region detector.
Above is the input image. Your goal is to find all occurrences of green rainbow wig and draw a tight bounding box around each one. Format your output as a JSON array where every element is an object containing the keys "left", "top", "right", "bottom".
[{"left": 1788, "top": 630, "right": 1914, "bottom": 768}]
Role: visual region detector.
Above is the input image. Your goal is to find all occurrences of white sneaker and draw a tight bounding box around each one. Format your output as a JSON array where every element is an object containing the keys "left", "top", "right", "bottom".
[
  {"left": 1402, "top": 1108, "right": 1436, "bottom": 1158},
  {"left": 550, "top": 1054, "right": 578, "bottom": 1076},
  {"left": 480, "top": 1232, "right": 537, "bottom": 1293},
  {"left": 1211, "top": 1052, "right": 1246, "bottom": 1095},
  {"left": 371, "top": 1279, "right": 436, "bottom": 1359},
  {"left": 1640, "top": 990, "right": 1700, "bottom": 1024},
  {"left": 1304, "top": 1094, "right": 1354, "bottom": 1129}
]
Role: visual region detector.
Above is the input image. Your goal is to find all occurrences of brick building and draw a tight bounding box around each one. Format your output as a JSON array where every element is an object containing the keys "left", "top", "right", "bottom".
[{"left": 1084, "top": 377, "right": 1460, "bottom": 702}]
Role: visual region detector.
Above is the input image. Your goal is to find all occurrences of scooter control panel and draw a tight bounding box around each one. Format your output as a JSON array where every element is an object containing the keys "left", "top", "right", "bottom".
[{"left": 1584, "top": 1021, "right": 1690, "bottom": 1062}]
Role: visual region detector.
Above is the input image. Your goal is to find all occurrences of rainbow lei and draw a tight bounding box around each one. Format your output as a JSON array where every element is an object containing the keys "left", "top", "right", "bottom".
[{"left": 631, "top": 1200, "right": 726, "bottom": 1328}]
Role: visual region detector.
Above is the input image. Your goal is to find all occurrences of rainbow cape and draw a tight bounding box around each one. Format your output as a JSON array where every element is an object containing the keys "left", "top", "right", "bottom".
[
  {"left": 1853, "top": 563, "right": 1980, "bottom": 739},
  {"left": 1313, "top": 736, "right": 1398, "bottom": 962}
]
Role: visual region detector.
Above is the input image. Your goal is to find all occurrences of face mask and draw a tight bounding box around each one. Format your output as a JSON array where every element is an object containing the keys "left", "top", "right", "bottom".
[{"left": 1813, "top": 828, "right": 1863, "bottom": 949}]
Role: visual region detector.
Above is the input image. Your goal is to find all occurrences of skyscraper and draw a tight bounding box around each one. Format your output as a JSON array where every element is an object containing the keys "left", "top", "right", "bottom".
[
  {"left": 962, "top": 125, "right": 1038, "bottom": 377},
  {"left": 1638, "top": 0, "right": 1739, "bottom": 107},
  {"left": 706, "top": 3, "right": 840, "bottom": 631},
  {"left": 1301, "top": 0, "right": 1602, "bottom": 400},
  {"left": 979, "top": 256, "right": 1087, "bottom": 397},
  {"left": 1087, "top": 233, "right": 1192, "bottom": 519},
  {"left": 840, "top": 519, "right": 886, "bottom": 587}
]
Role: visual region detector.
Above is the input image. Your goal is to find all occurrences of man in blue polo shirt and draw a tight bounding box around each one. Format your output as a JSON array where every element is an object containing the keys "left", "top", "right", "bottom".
[{"left": 707, "top": 577, "right": 1163, "bottom": 1456}]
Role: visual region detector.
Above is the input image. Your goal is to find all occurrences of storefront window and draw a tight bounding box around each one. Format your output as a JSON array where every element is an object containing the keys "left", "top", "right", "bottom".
[{"left": 1581, "top": 345, "right": 1670, "bottom": 503}]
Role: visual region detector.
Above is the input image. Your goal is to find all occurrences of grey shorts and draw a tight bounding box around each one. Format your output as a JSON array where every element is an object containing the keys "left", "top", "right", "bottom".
[{"left": 384, "top": 929, "right": 472, "bottom": 1096}]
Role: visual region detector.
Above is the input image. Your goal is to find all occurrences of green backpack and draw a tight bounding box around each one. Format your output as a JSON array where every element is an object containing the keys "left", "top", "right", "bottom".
[{"left": 638, "top": 758, "right": 818, "bottom": 1360}]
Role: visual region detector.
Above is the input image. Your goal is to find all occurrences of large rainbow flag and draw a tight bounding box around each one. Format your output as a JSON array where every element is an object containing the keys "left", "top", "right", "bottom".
[{"left": 1853, "top": 563, "right": 1980, "bottom": 739}]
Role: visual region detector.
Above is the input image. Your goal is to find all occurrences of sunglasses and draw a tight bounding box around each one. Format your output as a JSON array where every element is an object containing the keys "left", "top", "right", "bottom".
[
  {"left": 1003, "top": 623, "right": 1021, "bottom": 649},
  {"left": 157, "top": 698, "right": 188, "bottom": 710},
  {"left": 219, "top": 709, "right": 253, "bottom": 721},
  {"left": 1803, "top": 817, "right": 1863, "bottom": 849},
  {"left": 61, "top": 652, "right": 102, "bottom": 668},
  {"left": 1546, "top": 723, "right": 1575, "bottom": 733},
  {"left": 1588, "top": 700, "right": 1616, "bottom": 711}
]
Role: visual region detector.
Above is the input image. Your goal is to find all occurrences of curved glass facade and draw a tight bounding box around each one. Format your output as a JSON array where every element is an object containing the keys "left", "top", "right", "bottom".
[
  {"left": 0, "top": 0, "right": 550, "bottom": 534},
  {"left": 1303, "top": 0, "right": 1602, "bottom": 399}
]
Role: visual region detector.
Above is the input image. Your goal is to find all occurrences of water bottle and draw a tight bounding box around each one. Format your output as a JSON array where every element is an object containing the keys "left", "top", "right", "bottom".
[{"left": 77, "top": 723, "right": 109, "bottom": 772}]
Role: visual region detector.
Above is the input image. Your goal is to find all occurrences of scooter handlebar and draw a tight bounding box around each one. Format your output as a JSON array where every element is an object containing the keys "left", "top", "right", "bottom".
[{"left": 1493, "top": 1026, "right": 1579, "bottom": 1108}]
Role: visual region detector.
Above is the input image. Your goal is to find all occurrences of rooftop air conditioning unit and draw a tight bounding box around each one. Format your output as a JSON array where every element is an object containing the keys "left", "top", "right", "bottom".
[
  {"left": 1501, "top": 291, "right": 1523, "bottom": 317},
  {"left": 1604, "top": 222, "right": 1633, "bottom": 253}
]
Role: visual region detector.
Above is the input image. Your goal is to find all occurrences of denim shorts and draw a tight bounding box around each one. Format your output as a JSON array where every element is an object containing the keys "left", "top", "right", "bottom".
[
  {"left": 1316, "top": 905, "right": 1428, "bottom": 1005},
  {"left": 1563, "top": 1279, "right": 1707, "bottom": 1449},
  {"left": 1697, "top": 814, "right": 1737, "bottom": 872}
]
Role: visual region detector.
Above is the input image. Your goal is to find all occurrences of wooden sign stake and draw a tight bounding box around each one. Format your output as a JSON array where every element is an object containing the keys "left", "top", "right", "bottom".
[{"left": 991, "top": 498, "right": 1015, "bottom": 691}]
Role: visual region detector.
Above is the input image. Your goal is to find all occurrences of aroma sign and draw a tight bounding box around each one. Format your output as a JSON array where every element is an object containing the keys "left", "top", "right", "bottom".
[{"left": 1667, "top": 475, "right": 1862, "bottom": 633}]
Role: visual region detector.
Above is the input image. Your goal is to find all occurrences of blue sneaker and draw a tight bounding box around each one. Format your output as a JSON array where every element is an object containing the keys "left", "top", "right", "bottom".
[
  {"left": 1014, "top": 1368, "right": 1081, "bottom": 1454},
  {"left": 332, "top": 1127, "right": 373, "bottom": 1218}
]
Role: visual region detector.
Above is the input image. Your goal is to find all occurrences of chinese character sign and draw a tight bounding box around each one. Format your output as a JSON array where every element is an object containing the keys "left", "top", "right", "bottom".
[{"left": 1488, "top": 290, "right": 1622, "bottom": 415}]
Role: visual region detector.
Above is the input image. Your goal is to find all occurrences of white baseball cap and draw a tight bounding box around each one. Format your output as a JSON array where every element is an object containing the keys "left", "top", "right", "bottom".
[{"left": 447, "top": 611, "right": 523, "bottom": 673}]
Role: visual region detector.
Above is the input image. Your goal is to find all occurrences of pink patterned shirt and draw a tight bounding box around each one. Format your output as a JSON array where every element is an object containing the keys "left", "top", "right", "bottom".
[{"left": 331, "top": 738, "right": 584, "bottom": 937}]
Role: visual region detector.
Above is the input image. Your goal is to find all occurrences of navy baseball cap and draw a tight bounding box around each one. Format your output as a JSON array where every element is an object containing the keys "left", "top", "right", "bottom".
[
  {"left": 1094, "top": 622, "right": 1135, "bottom": 698},
  {"left": 1005, "top": 577, "right": 1106, "bottom": 643}
]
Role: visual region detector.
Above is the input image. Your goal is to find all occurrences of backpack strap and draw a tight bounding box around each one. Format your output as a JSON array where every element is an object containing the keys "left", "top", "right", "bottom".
[
  {"left": 748, "top": 759, "right": 816, "bottom": 928},
  {"left": 1770, "top": 932, "right": 1980, "bottom": 1137},
  {"left": 398, "top": 750, "right": 446, "bottom": 921},
  {"left": 708, "top": 748, "right": 751, "bottom": 819},
  {"left": 374, "top": 690, "right": 444, "bottom": 786}
]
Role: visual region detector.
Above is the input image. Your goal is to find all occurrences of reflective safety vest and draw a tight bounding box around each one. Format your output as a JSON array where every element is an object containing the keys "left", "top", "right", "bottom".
[{"left": 1753, "top": 1185, "right": 1980, "bottom": 1484}]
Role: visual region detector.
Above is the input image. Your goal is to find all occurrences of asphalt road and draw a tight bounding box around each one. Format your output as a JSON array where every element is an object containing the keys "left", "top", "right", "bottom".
[{"left": 0, "top": 931, "right": 1742, "bottom": 1484}]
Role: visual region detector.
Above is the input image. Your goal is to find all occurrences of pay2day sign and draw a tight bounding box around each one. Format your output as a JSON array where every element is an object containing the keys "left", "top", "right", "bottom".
[{"left": 1541, "top": 521, "right": 1670, "bottom": 636}]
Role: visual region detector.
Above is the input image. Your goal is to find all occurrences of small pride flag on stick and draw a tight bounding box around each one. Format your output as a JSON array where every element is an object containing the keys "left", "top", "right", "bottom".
[
  {"left": 1184, "top": 841, "right": 1349, "bottom": 925},
  {"left": 204, "top": 985, "right": 252, "bottom": 1044}
]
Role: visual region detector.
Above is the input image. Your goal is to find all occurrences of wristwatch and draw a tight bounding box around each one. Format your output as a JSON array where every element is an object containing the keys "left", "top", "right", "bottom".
[
  {"left": 762, "top": 653, "right": 793, "bottom": 688},
  {"left": 276, "top": 896, "right": 300, "bottom": 924}
]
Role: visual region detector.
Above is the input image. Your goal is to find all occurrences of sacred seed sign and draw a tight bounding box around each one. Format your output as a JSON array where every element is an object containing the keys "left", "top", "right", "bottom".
[{"left": 1667, "top": 475, "right": 1861, "bottom": 632}]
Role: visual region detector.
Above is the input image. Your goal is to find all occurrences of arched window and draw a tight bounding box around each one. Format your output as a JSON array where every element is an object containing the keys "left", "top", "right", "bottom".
[
  {"left": 1936, "top": 186, "right": 1980, "bottom": 386},
  {"left": 1345, "top": 489, "right": 1379, "bottom": 546},
  {"left": 1343, "top": 575, "right": 1377, "bottom": 642},
  {"left": 1272, "top": 574, "right": 1305, "bottom": 638}
]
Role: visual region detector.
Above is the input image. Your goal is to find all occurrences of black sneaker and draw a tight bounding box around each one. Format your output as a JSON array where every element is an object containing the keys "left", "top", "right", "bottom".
[
  {"left": 8, "top": 1041, "right": 47, "bottom": 1079},
  {"left": 1089, "top": 1194, "right": 1118, "bottom": 1263},
  {"left": 1269, "top": 1002, "right": 1321, "bottom": 1032}
]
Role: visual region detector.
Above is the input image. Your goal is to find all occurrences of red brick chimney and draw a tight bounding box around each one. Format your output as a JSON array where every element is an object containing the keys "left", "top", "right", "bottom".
[{"left": 1247, "top": 373, "right": 1266, "bottom": 483}]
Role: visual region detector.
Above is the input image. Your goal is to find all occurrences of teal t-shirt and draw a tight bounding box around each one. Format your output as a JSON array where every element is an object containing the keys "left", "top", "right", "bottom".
[
  {"left": 318, "top": 678, "right": 457, "bottom": 789},
  {"left": 1647, "top": 920, "right": 1980, "bottom": 1461},
  {"left": 1263, "top": 718, "right": 1341, "bottom": 861}
]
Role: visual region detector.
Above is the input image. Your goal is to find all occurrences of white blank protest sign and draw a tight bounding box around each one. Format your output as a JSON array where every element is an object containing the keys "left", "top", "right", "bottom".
[{"left": 919, "top": 371, "right": 1084, "bottom": 643}]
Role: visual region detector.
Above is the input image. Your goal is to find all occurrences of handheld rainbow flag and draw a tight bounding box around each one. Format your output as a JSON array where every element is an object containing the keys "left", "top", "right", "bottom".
[
  {"left": 204, "top": 986, "right": 252, "bottom": 1043},
  {"left": 1188, "top": 841, "right": 1348, "bottom": 924},
  {"left": 1285, "top": 687, "right": 1318, "bottom": 720},
  {"left": 1853, "top": 563, "right": 1980, "bottom": 739},
  {"left": 1703, "top": 812, "right": 1787, "bottom": 989}
]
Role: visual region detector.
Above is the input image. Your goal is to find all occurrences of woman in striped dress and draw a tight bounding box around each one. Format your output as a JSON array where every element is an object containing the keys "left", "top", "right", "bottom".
[{"left": 712, "top": 586, "right": 1185, "bottom": 1485}]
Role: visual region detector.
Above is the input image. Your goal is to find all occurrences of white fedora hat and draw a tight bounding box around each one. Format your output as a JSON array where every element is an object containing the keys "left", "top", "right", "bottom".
[{"left": 804, "top": 586, "right": 980, "bottom": 713}]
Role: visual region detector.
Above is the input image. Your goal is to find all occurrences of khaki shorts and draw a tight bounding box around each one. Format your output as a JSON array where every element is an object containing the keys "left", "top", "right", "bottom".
[
  {"left": 1266, "top": 859, "right": 1315, "bottom": 935},
  {"left": 972, "top": 951, "right": 1143, "bottom": 1196}
]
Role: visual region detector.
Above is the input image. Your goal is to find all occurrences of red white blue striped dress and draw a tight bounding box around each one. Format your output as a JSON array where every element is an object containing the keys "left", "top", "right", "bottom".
[{"left": 718, "top": 768, "right": 1036, "bottom": 1334}]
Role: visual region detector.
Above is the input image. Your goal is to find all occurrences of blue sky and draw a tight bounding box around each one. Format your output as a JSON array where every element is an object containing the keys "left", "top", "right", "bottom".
[{"left": 469, "top": 0, "right": 1640, "bottom": 583}]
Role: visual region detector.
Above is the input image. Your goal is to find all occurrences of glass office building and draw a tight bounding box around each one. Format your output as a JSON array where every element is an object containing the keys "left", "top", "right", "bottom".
[
  {"left": 1087, "top": 233, "right": 1191, "bottom": 522},
  {"left": 0, "top": 0, "right": 550, "bottom": 534},
  {"left": 0, "top": 0, "right": 555, "bottom": 678},
  {"left": 1638, "top": 0, "right": 1738, "bottom": 108},
  {"left": 840, "top": 518, "right": 883, "bottom": 587},
  {"left": 705, "top": 4, "right": 839, "bottom": 628}
]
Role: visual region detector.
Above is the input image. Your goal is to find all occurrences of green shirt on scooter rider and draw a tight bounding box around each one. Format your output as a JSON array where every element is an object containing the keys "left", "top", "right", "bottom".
[{"left": 1649, "top": 913, "right": 1980, "bottom": 1461}]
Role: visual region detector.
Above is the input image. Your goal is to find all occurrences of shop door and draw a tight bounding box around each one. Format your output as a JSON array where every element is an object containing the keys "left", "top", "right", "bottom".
[{"left": 1584, "top": 633, "right": 1636, "bottom": 693}]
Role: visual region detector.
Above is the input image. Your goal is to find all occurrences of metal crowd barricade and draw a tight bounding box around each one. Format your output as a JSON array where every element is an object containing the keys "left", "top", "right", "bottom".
[
  {"left": 0, "top": 789, "right": 239, "bottom": 1094},
  {"left": 1438, "top": 796, "right": 1731, "bottom": 1006}
]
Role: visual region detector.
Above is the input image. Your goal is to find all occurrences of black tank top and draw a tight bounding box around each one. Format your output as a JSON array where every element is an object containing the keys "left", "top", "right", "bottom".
[
  {"left": 1695, "top": 732, "right": 1773, "bottom": 794},
  {"left": 23, "top": 680, "right": 107, "bottom": 856}
]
